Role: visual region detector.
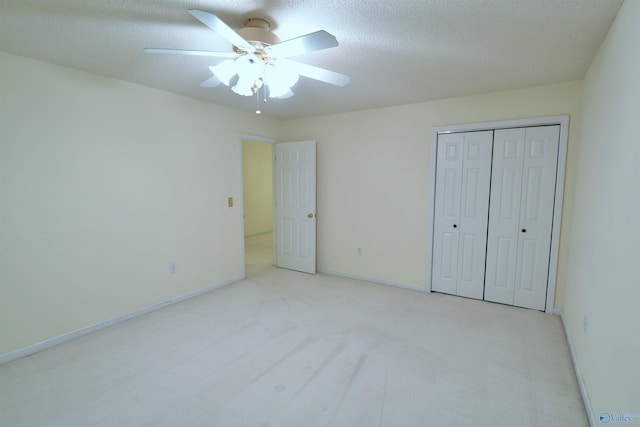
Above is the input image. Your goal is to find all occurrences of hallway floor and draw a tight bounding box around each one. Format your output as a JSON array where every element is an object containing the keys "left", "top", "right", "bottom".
[{"left": 245, "top": 232, "right": 273, "bottom": 275}]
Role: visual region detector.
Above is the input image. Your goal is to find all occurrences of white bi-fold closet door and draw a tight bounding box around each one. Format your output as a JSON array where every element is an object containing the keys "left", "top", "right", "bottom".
[
  {"left": 431, "top": 130, "right": 493, "bottom": 299},
  {"left": 484, "top": 126, "right": 560, "bottom": 310},
  {"left": 431, "top": 125, "right": 560, "bottom": 311}
]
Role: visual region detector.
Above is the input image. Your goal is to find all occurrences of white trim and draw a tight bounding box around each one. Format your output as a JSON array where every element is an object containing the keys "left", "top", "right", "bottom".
[
  {"left": 272, "top": 143, "right": 277, "bottom": 267},
  {"left": 432, "top": 115, "right": 569, "bottom": 134},
  {"left": 427, "top": 115, "right": 569, "bottom": 313},
  {"left": 0, "top": 275, "right": 244, "bottom": 366},
  {"left": 425, "top": 126, "right": 439, "bottom": 298},
  {"left": 546, "top": 117, "right": 569, "bottom": 313},
  {"left": 238, "top": 133, "right": 277, "bottom": 143},
  {"left": 318, "top": 268, "right": 427, "bottom": 293},
  {"left": 238, "top": 137, "right": 246, "bottom": 278},
  {"left": 555, "top": 309, "right": 595, "bottom": 427}
]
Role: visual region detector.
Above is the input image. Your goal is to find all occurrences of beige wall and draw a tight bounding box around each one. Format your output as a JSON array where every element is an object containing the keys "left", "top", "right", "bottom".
[
  {"left": 0, "top": 52, "right": 278, "bottom": 354},
  {"left": 0, "top": 50, "right": 584, "bottom": 361},
  {"left": 242, "top": 140, "right": 273, "bottom": 236},
  {"left": 280, "top": 81, "right": 582, "bottom": 299},
  {"left": 563, "top": 0, "right": 640, "bottom": 420}
]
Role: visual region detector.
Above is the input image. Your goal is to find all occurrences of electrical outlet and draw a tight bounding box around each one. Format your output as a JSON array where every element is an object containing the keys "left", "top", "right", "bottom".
[{"left": 170, "top": 263, "right": 176, "bottom": 274}]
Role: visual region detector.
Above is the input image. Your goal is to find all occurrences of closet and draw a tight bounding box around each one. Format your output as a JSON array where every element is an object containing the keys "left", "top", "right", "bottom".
[{"left": 430, "top": 124, "right": 561, "bottom": 311}]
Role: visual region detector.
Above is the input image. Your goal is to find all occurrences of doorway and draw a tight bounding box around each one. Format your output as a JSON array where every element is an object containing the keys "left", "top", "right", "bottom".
[
  {"left": 239, "top": 136, "right": 318, "bottom": 276},
  {"left": 241, "top": 137, "right": 274, "bottom": 275}
]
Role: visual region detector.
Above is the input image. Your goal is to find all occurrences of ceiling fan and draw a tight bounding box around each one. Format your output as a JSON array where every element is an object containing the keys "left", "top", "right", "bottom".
[{"left": 145, "top": 9, "right": 350, "bottom": 108}]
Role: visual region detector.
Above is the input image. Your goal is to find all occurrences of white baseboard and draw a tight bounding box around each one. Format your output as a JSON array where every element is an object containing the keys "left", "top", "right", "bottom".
[
  {"left": 555, "top": 308, "right": 595, "bottom": 427},
  {"left": 0, "top": 275, "right": 245, "bottom": 366},
  {"left": 318, "top": 268, "right": 427, "bottom": 293}
]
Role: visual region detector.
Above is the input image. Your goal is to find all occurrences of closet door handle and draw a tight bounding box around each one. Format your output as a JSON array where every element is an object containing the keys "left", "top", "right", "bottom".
[
  {"left": 521, "top": 228, "right": 527, "bottom": 233},
  {"left": 453, "top": 224, "right": 457, "bottom": 228}
]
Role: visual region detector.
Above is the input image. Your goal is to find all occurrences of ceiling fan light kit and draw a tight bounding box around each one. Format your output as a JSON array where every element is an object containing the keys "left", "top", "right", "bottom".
[{"left": 145, "top": 9, "right": 350, "bottom": 114}]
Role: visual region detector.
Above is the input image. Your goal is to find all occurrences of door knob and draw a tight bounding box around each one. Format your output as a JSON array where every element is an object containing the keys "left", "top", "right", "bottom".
[
  {"left": 521, "top": 228, "right": 527, "bottom": 233},
  {"left": 308, "top": 213, "right": 314, "bottom": 219},
  {"left": 453, "top": 224, "right": 457, "bottom": 228}
]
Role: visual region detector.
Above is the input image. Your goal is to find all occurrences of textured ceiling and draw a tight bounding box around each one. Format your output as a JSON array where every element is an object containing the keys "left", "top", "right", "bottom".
[{"left": 0, "top": 0, "right": 624, "bottom": 119}]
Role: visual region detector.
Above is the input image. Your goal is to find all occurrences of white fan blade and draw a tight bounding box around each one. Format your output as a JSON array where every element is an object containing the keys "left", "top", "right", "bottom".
[
  {"left": 144, "top": 48, "right": 236, "bottom": 58},
  {"left": 188, "top": 9, "right": 253, "bottom": 52},
  {"left": 200, "top": 75, "right": 222, "bottom": 87},
  {"left": 276, "top": 89, "right": 294, "bottom": 99},
  {"left": 283, "top": 60, "right": 350, "bottom": 86},
  {"left": 267, "top": 30, "right": 338, "bottom": 58}
]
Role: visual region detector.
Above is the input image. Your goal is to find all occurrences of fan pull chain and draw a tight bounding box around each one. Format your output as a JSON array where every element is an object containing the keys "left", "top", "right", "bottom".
[{"left": 255, "top": 88, "right": 261, "bottom": 115}]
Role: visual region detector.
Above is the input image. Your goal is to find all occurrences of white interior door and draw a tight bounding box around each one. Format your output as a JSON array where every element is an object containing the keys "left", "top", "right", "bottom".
[
  {"left": 456, "top": 131, "right": 493, "bottom": 299},
  {"left": 513, "top": 126, "right": 559, "bottom": 309},
  {"left": 431, "top": 133, "right": 463, "bottom": 295},
  {"left": 485, "top": 126, "right": 559, "bottom": 310},
  {"left": 484, "top": 128, "right": 525, "bottom": 305},
  {"left": 274, "top": 141, "right": 317, "bottom": 274},
  {"left": 431, "top": 131, "right": 492, "bottom": 299}
]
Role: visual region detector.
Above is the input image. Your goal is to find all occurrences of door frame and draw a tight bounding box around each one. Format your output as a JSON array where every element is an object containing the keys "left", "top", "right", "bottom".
[
  {"left": 238, "top": 133, "right": 277, "bottom": 278},
  {"left": 426, "top": 115, "right": 569, "bottom": 313}
]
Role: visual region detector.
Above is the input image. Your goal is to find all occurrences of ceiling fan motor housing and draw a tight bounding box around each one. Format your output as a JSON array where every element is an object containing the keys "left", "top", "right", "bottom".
[{"left": 235, "top": 18, "right": 280, "bottom": 52}]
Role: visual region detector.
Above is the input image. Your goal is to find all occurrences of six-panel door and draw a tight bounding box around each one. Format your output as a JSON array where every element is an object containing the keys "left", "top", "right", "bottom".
[
  {"left": 484, "top": 126, "right": 559, "bottom": 310},
  {"left": 274, "top": 141, "right": 317, "bottom": 274},
  {"left": 431, "top": 131, "right": 493, "bottom": 299}
]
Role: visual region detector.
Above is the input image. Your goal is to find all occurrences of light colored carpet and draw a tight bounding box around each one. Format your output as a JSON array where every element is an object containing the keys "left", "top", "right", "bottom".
[
  {"left": 245, "top": 232, "right": 273, "bottom": 276},
  {"left": 0, "top": 253, "right": 586, "bottom": 426}
]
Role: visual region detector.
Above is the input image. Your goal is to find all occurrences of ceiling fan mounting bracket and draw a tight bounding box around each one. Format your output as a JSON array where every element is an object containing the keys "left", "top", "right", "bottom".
[{"left": 235, "top": 18, "right": 280, "bottom": 52}]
